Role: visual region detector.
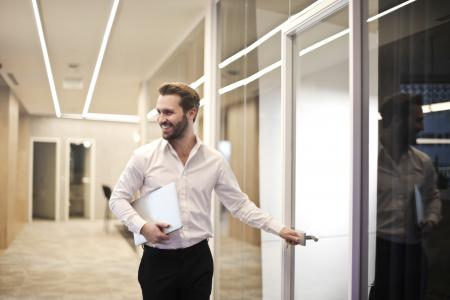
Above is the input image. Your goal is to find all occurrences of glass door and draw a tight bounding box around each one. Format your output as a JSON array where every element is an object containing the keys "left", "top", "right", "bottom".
[
  {"left": 282, "top": 1, "right": 351, "bottom": 299},
  {"left": 293, "top": 5, "right": 350, "bottom": 299}
]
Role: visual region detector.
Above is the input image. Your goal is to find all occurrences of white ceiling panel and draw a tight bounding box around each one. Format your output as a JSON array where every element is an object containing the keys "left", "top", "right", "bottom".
[
  {"left": 0, "top": 0, "right": 53, "bottom": 115},
  {"left": 89, "top": 0, "right": 205, "bottom": 115},
  {"left": 0, "top": 0, "right": 205, "bottom": 116}
]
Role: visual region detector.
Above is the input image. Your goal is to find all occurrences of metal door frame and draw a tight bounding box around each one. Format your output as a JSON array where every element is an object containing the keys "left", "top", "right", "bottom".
[{"left": 280, "top": 0, "right": 368, "bottom": 299}]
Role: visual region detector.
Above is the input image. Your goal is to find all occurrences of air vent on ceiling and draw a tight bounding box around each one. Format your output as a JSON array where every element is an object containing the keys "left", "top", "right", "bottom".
[
  {"left": 63, "top": 77, "right": 83, "bottom": 90},
  {"left": 7, "top": 72, "right": 18, "bottom": 85}
]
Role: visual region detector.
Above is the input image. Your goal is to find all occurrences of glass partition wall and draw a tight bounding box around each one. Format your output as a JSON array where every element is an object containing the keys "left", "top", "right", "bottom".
[
  {"left": 366, "top": 0, "right": 450, "bottom": 299},
  {"left": 157, "top": 0, "right": 450, "bottom": 299},
  {"left": 216, "top": 1, "right": 316, "bottom": 299},
  {"left": 146, "top": 20, "right": 205, "bottom": 140},
  {"left": 292, "top": 6, "right": 350, "bottom": 299}
]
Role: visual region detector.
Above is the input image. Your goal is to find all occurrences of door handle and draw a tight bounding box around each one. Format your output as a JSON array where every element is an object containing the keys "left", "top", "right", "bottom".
[
  {"left": 298, "top": 234, "right": 319, "bottom": 246},
  {"left": 306, "top": 235, "right": 319, "bottom": 242}
]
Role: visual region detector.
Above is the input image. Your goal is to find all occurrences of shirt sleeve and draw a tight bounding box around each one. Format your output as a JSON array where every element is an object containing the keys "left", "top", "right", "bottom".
[
  {"left": 109, "top": 151, "right": 149, "bottom": 234},
  {"left": 214, "top": 157, "right": 285, "bottom": 236},
  {"left": 422, "top": 159, "right": 442, "bottom": 224}
]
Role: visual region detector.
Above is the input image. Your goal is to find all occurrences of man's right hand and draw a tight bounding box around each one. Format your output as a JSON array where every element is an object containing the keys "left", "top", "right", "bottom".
[{"left": 140, "top": 222, "right": 170, "bottom": 244}]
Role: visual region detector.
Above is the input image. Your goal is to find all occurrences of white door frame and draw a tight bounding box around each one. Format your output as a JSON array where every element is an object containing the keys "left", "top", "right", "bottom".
[
  {"left": 280, "top": 0, "right": 353, "bottom": 299},
  {"left": 29, "top": 137, "right": 61, "bottom": 222},
  {"left": 65, "top": 138, "right": 96, "bottom": 221}
]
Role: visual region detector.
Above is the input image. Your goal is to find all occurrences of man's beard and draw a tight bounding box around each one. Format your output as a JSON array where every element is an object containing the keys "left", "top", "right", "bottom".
[{"left": 161, "top": 115, "right": 189, "bottom": 141}]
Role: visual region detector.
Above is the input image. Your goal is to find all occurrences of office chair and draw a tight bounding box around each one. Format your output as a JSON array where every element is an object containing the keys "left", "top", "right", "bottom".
[{"left": 102, "top": 185, "right": 112, "bottom": 232}]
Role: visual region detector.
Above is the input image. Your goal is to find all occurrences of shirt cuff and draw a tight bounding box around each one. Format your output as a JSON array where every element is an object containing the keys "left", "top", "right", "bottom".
[
  {"left": 265, "top": 219, "right": 285, "bottom": 236},
  {"left": 425, "top": 213, "right": 441, "bottom": 225},
  {"left": 130, "top": 214, "right": 148, "bottom": 234}
]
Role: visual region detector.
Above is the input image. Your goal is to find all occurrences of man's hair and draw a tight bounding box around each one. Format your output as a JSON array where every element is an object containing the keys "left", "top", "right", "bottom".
[
  {"left": 379, "top": 93, "right": 422, "bottom": 128},
  {"left": 159, "top": 82, "right": 200, "bottom": 121}
]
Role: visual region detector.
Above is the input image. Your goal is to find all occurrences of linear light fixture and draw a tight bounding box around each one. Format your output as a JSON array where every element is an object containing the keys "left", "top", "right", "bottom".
[
  {"left": 31, "top": 0, "right": 61, "bottom": 117},
  {"left": 367, "top": 0, "right": 416, "bottom": 23},
  {"left": 298, "top": 28, "right": 350, "bottom": 57},
  {"left": 190, "top": 75, "right": 205, "bottom": 89},
  {"left": 218, "top": 60, "right": 282, "bottom": 95},
  {"left": 219, "top": 23, "right": 284, "bottom": 70},
  {"left": 61, "top": 112, "right": 139, "bottom": 123},
  {"left": 82, "top": 0, "right": 120, "bottom": 117},
  {"left": 422, "top": 101, "right": 450, "bottom": 114},
  {"left": 146, "top": 75, "right": 205, "bottom": 120},
  {"left": 378, "top": 101, "right": 450, "bottom": 119},
  {"left": 146, "top": 109, "right": 158, "bottom": 121},
  {"left": 217, "top": 0, "right": 335, "bottom": 70},
  {"left": 417, "top": 138, "right": 450, "bottom": 145}
]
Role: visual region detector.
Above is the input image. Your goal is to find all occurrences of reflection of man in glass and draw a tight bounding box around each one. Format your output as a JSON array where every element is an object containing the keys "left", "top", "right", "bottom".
[{"left": 371, "top": 93, "right": 442, "bottom": 300}]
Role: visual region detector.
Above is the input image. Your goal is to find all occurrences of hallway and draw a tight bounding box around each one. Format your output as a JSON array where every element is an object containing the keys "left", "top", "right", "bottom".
[{"left": 0, "top": 220, "right": 141, "bottom": 300}]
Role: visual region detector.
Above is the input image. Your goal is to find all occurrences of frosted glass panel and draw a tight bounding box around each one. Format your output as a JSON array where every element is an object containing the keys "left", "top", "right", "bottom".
[{"left": 293, "top": 7, "right": 350, "bottom": 300}]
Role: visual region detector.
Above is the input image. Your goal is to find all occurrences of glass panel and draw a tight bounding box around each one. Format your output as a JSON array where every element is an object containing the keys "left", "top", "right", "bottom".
[
  {"left": 366, "top": 0, "right": 450, "bottom": 299},
  {"left": 293, "top": 6, "right": 350, "bottom": 300},
  {"left": 146, "top": 20, "right": 204, "bottom": 109},
  {"left": 246, "top": 0, "right": 289, "bottom": 45},
  {"left": 217, "top": 69, "right": 283, "bottom": 300},
  {"left": 249, "top": 69, "right": 283, "bottom": 300},
  {"left": 218, "top": 86, "right": 254, "bottom": 300},
  {"left": 221, "top": 56, "right": 246, "bottom": 89},
  {"left": 246, "top": 32, "right": 281, "bottom": 77},
  {"left": 218, "top": 2, "right": 286, "bottom": 299},
  {"left": 289, "top": 0, "right": 317, "bottom": 16},
  {"left": 218, "top": 0, "right": 246, "bottom": 61}
]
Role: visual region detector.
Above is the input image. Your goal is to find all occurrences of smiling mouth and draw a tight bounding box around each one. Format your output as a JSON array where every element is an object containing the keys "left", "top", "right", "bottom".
[{"left": 160, "top": 123, "right": 172, "bottom": 129}]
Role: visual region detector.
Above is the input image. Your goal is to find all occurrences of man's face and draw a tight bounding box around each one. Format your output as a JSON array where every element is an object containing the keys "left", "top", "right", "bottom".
[
  {"left": 156, "top": 94, "right": 189, "bottom": 141},
  {"left": 407, "top": 103, "right": 424, "bottom": 144},
  {"left": 397, "top": 103, "right": 424, "bottom": 145}
]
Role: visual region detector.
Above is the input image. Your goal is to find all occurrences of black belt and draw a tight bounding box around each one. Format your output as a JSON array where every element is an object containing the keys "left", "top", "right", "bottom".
[{"left": 143, "top": 239, "right": 208, "bottom": 253}]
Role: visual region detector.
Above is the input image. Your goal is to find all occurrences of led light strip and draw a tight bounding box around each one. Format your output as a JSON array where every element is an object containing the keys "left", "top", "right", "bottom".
[
  {"left": 31, "top": 0, "right": 61, "bottom": 117},
  {"left": 298, "top": 28, "right": 350, "bottom": 57},
  {"left": 218, "top": 23, "right": 284, "bottom": 70},
  {"left": 367, "top": 0, "right": 416, "bottom": 23},
  {"left": 417, "top": 138, "right": 450, "bottom": 145},
  {"left": 61, "top": 113, "right": 139, "bottom": 123},
  {"left": 146, "top": 109, "right": 158, "bottom": 121},
  {"left": 218, "top": 60, "right": 282, "bottom": 95},
  {"left": 422, "top": 101, "right": 450, "bottom": 113},
  {"left": 82, "top": 0, "right": 120, "bottom": 117},
  {"left": 378, "top": 101, "right": 450, "bottom": 121},
  {"left": 190, "top": 75, "right": 205, "bottom": 89},
  {"left": 217, "top": 0, "right": 417, "bottom": 101}
]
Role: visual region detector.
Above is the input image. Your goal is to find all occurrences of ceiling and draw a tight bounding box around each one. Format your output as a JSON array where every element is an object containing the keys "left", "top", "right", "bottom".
[{"left": 0, "top": 0, "right": 205, "bottom": 116}]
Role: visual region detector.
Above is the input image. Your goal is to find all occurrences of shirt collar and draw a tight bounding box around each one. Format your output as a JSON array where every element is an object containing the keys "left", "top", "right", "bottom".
[{"left": 160, "top": 136, "right": 203, "bottom": 155}]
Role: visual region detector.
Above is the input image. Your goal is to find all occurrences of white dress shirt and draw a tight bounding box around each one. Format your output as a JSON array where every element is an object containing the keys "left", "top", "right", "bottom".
[
  {"left": 109, "top": 137, "right": 284, "bottom": 249},
  {"left": 377, "top": 145, "right": 441, "bottom": 244}
]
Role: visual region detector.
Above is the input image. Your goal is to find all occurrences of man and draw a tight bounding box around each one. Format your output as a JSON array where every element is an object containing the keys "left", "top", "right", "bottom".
[
  {"left": 109, "top": 82, "right": 304, "bottom": 300},
  {"left": 370, "top": 93, "right": 441, "bottom": 300}
]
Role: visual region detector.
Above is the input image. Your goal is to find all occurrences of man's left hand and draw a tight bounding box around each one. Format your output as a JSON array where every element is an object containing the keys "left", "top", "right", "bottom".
[
  {"left": 419, "top": 220, "right": 436, "bottom": 238},
  {"left": 279, "top": 227, "right": 305, "bottom": 246}
]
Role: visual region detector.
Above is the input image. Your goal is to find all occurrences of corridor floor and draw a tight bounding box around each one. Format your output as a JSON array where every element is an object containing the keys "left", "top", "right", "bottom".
[{"left": 0, "top": 220, "right": 142, "bottom": 300}]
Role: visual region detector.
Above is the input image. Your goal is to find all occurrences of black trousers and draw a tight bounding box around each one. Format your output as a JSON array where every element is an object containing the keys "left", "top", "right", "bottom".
[
  {"left": 138, "top": 240, "right": 213, "bottom": 300},
  {"left": 369, "top": 237, "right": 428, "bottom": 300}
]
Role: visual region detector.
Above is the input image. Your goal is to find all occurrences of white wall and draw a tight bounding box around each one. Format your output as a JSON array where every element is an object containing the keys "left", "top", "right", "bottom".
[{"left": 30, "top": 117, "right": 147, "bottom": 220}]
